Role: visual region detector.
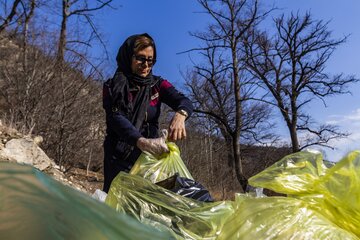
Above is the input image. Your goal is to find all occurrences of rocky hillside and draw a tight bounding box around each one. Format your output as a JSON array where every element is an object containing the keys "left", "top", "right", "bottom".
[{"left": 0, "top": 121, "right": 103, "bottom": 195}]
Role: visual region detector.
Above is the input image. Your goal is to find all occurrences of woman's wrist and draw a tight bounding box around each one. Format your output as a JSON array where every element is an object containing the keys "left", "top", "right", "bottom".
[
  {"left": 177, "top": 109, "right": 188, "bottom": 118},
  {"left": 136, "top": 137, "right": 147, "bottom": 149},
  {"left": 175, "top": 112, "right": 187, "bottom": 121}
]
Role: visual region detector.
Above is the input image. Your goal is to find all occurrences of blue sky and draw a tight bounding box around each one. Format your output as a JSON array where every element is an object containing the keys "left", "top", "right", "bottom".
[{"left": 96, "top": 1, "right": 360, "bottom": 161}]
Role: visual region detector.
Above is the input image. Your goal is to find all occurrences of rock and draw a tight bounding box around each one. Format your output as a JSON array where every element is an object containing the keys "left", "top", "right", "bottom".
[
  {"left": 0, "top": 138, "right": 52, "bottom": 171},
  {"left": 0, "top": 123, "right": 103, "bottom": 195}
]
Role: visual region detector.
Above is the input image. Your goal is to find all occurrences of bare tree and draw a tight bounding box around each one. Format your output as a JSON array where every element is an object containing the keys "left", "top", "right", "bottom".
[
  {"left": 0, "top": 0, "right": 37, "bottom": 34},
  {"left": 57, "top": 0, "right": 113, "bottom": 64},
  {"left": 0, "top": 38, "right": 105, "bottom": 171},
  {"left": 39, "top": 0, "right": 114, "bottom": 168},
  {"left": 184, "top": 0, "right": 275, "bottom": 191},
  {"left": 0, "top": 0, "right": 21, "bottom": 33},
  {"left": 244, "top": 12, "right": 359, "bottom": 152},
  {"left": 0, "top": 0, "right": 107, "bottom": 171},
  {"left": 41, "top": 66, "right": 104, "bottom": 171}
]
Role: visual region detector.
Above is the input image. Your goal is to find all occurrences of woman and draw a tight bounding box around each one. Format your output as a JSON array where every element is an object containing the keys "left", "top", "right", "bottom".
[{"left": 102, "top": 33, "right": 193, "bottom": 193}]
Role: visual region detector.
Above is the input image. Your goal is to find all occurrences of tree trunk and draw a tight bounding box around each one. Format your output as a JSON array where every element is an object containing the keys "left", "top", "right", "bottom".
[
  {"left": 232, "top": 137, "right": 247, "bottom": 192},
  {"left": 290, "top": 123, "right": 300, "bottom": 152},
  {"left": 58, "top": 0, "right": 69, "bottom": 62},
  {"left": 231, "top": 37, "right": 246, "bottom": 191}
]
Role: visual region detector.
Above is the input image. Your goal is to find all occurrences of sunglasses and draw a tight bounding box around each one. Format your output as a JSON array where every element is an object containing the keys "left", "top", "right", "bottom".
[{"left": 133, "top": 55, "right": 156, "bottom": 66}]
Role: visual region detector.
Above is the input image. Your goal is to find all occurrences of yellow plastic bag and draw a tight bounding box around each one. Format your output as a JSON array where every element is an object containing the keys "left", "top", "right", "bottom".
[
  {"left": 130, "top": 142, "right": 193, "bottom": 183},
  {"left": 249, "top": 150, "right": 360, "bottom": 238},
  {"left": 249, "top": 151, "right": 328, "bottom": 194},
  {"left": 106, "top": 172, "right": 235, "bottom": 239},
  {"left": 217, "top": 194, "right": 358, "bottom": 240},
  {"left": 107, "top": 142, "right": 234, "bottom": 239},
  {"left": 106, "top": 173, "right": 358, "bottom": 240},
  {"left": 107, "top": 142, "right": 360, "bottom": 239}
]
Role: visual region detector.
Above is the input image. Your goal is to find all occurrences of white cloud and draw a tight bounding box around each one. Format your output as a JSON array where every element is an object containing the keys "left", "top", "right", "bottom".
[
  {"left": 344, "top": 108, "right": 360, "bottom": 121},
  {"left": 327, "top": 108, "right": 360, "bottom": 125},
  {"left": 323, "top": 108, "right": 360, "bottom": 161}
]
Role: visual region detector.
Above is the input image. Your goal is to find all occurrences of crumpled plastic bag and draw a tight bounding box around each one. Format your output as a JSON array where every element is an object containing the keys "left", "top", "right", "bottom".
[
  {"left": 106, "top": 172, "right": 235, "bottom": 239},
  {"left": 107, "top": 142, "right": 360, "bottom": 239},
  {"left": 217, "top": 194, "right": 358, "bottom": 240},
  {"left": 130, "top": 142, "right": 193, "bottom": 182},
  {"left": 106, "top": 173, "right": 358, "bottom": 240},
  {"left": 0, "top": 162, "right": 172, "bottom": 240},
  {"left": 249, "top": 150, "right": 360, "bottom": 238},
  {"left": 248, "top": 151, "right": 328, "bottom": 194},
  {"left": 131, "top": 142, "right": 213, "bottom": 202}
]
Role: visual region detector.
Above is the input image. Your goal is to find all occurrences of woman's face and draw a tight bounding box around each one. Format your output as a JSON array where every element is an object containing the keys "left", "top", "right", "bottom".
[{"left": 131, "top": 46, "right": 154, "bottom": 77}]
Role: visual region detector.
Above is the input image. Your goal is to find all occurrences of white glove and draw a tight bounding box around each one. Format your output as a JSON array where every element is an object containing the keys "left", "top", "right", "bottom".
[{"left": 136, "top": 129, "right": 169, "bottom": 155}]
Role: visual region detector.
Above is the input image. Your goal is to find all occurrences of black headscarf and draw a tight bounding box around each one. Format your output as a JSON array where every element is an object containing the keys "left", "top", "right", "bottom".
[{"left": 109, "top": 33, "right": 159, "bottom": 130}]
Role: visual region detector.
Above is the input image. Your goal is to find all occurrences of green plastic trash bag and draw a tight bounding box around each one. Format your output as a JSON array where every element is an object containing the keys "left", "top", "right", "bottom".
[
  {"left": 249, "top": 150, "right": 360, "bottom": 238},
  {"left": 130, "top": 142, "right": 193, "bottom": 183},
  {"left": 0, "top": 162, "right": 172, "bottom": 240},
  {"left": 106, "top": 172, "right": 235, "bottom": 239},
  {"left": 217, "top": 194, "right": 358, "bottom": 240}
]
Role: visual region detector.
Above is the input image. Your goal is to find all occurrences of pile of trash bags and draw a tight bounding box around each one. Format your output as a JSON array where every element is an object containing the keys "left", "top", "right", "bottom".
[
  {"left": 2, "top": 141, "right": 360, "bottom": 239},
  {"left": 106, "top": 143, "right": 360, "bottom": 239}
]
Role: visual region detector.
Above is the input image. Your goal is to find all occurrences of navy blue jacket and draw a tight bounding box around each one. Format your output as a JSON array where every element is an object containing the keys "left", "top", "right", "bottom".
[{"left": 102, "top": 76, "right": 193, "bottom": 192}]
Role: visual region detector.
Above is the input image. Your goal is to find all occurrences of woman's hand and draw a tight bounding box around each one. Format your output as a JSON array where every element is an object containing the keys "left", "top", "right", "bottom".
[
  {"left": 136, "top": 133, "right": 169, "bottom": 155},
  {"left": 168, "top": 112, "right": 187, "bottom": 141}
]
